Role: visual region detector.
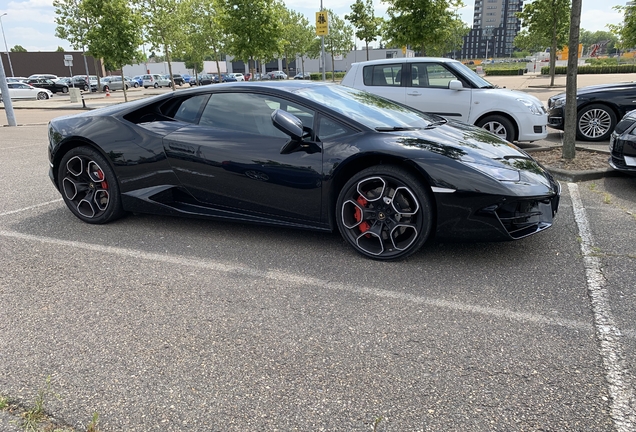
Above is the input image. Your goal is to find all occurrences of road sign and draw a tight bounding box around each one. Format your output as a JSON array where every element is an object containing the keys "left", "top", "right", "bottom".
[
  {"left": 64, "top": 54, "right": 73, "bottom": 67},
  {"left": 316, "top": 11, "right": 328, "bottom": 36}
]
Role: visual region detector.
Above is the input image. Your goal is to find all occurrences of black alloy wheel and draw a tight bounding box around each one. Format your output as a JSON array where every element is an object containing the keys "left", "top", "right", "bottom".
[
  {"left": 336, "top": 166, "right": 433, "bottom": 260},
  {"left": 58, "top": 146, "right": 124, "bottom": 224},
  {"left": 476, "top": 115, "right": 515, "bottom": 142},
  {"left": 576, "top": 104, "right": 616, "bottom": 141}
]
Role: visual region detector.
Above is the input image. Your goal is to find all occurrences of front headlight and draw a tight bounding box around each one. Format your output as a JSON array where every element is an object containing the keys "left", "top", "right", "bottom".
[
  {"left": 551, "top": 97, "right": 565, "bottom": 108},
  {"left": 463, "top": 162, "right": 520, "bottom": 182},
  {"left": 518, "top": 98, "right": 544, "bottom": 115}
]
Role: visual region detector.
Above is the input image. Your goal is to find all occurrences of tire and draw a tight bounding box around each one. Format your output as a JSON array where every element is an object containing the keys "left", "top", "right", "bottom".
[
  {"left": 37, "top": 92, "right": 49, "bottom": 100},
  {"left": 103, "top": 85, "right": 109, "bottom": 92},
  {"left": 476, "top": 115, "right": 515, "bottom": 142},
  {"left": 576, "top": 104, "right": 616, "bottom": 141},
  {"left": 125, "top": 85, "right": 129, "bottom": 90},
  {"left": 336, "top": 165, "right": 433, "bottom": 260},
  {"left": 83, "top": 85, "right": 89, "bottom": 91},
  {"left": 58, "top": 146, "right": 124, "bottom": 224},
  {"left": 153, "top": 83, "right": 159, "bottom": 88},
  {"left": 134, "top": 82, "right": 139, "bottom": 88},
  {"left": 62, "top": 87, "right": 69, "bottom": 94}
]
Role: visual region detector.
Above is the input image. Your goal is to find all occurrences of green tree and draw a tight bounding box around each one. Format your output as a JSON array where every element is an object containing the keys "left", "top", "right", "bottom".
[
  {"left": 324, "top": 9, "right": 354, "bottom": 81},
  {"left": 278, "top": 7, "right": 316, "bottom": 77},
  {"left": 83, "top": 0, "right": 143, "bottom": 102},
  {"left": 608, "top": 4, "right": 636, "bottom": 54},
  {"left": 56, "top": 46, "right": 65, "bottom": 52},
  {"left": 426, "top": 14, "right": 469, "bottom": 57},
  {"left": 514, "top": 29, "right": 548, "bottom": 53},
  {"left": 10, "top": 45, "right": 27, "bottom": 52},
  {"left": 383, "top": 0, "right": 464, "bottom": 55},
  {"left": 179, "top": 0, "right": 225, "bottom": 81},
  {"left": 516, "top": 0, "right": 570, "bottom": 86},
  {"left": 345, "top": 0, "right": 383, "bottom": 60},
  {"left": 141, "top": 0, "right": 183, "bottom": 90},
  {"left": 53, "top": 0, "right": 95, "bottom": 88},
  {"left": 219, "top": 0, "right": 280, "bottom": 78}
]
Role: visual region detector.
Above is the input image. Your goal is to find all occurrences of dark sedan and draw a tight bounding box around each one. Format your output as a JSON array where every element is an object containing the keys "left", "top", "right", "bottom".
[
  {"left": 189, "top": 74, "right": 215, "bottom": 86},
  {"left": 27, "top": 78, "right": 69, "bottom": 94},
  {"left": 47, "top": 82, "right": 560, "bottom": 260},
  {"left": 547, "top": 82, "right": 636, "bottom": 141},
  {"left": 609, "top": 109, "right": 636, "bottom": 175}
]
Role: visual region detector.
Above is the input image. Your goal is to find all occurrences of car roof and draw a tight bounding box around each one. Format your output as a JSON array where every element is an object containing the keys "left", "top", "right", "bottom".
[{"left": 349, "top": 57, "right": 460, "bottom": 67}]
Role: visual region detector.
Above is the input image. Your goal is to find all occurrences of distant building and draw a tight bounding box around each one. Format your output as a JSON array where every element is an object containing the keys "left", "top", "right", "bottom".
[{"left": 460, "top": 0, "right": 523, "bottom": 59}]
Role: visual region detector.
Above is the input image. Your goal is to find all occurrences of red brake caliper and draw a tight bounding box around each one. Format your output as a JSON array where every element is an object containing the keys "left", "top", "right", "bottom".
[
  {"left": 355, "top": 196, "right": 370, "bottom": 233},
  {"left": 96, "top": 169, "right": 108, "bottom": 190}
]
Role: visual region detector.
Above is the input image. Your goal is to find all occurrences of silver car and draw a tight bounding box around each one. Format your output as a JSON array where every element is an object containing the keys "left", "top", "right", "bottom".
[{"left": 101, "top": 76, "right": 129, "bottom": 92}]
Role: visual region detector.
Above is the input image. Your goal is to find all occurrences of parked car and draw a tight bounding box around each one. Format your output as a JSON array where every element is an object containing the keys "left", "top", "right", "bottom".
[
  {"left": 189, "top": 74, "right": 211, "bottom": 86},
  {"left": 101, "top": 76, "right": 129, "bottom": 91},
  {"left": 244, "top": 73, "right": 252, "bottom": 81},
  {"left": 124, "top": 76, "right": 139, "bottom": 88},
  {"left": 609, "top": 109, "right": 636, "bottom": 175},
  {"left": 57, "top": 77, "right": 90, "bottom": 91},
  {"left": 131, "top": 76, "right": 144, "bottom": 87},
  {"left": 221, "top": 73, "right": 237, "bottom": 82},
  {"left": 28, "top": 73, "right": 58, "bottom": 80},
  {"left": 182, "top": 74, "right": 192, "bottom": 83},
  {"left": 228, "top": 73, "right": 245, "bottom": 82},
  {"left": 47, "top": 81, "right": 560, "bottom": 260},
  {"left": 0, "top": 82, "right": 53, "bottom": 101},
  {"left": 6, "top": 77, "right": 28, "bottom": 83},
  {"left": 294, "top": 72, "right": 312, "bottom": 80},
  {"left": 268, "top": 71, "right": 288, "bottom": 80},
  {"left": 73, "top": 75, "right": 99, "bottom": 92},
  {"left": 142, "top": 74, "right": 167, "bottom": 88},
  {"left": 26, "top": 78, "right": 69, "bottom": 94},
  {"left": 170, "top": 74, "right": 185, "bottom": 86},
  {"left": 341, "top": 57, "right": 548, "bottom": 143},
  {"left": 548, "top": 82, "right": 636, "bottom": 141}
]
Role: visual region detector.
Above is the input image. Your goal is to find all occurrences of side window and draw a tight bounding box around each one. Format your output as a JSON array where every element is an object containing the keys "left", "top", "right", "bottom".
[
  {"left": 317, "top": 115, "right": 352, "bottom": 141},
  {"left": 173, "top": 94, "right": 210, "bottom": 123},
  {"left": 199, "top": 92, "right": 315, "bottom": 138},
  {"left": 411, "top": 63, "right": 460, "bottom": 88},
  {"left": 362, "top": 64, "right": 402, "bottom": 87}
]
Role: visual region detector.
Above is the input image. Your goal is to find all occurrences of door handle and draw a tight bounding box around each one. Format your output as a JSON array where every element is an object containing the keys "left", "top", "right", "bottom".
[{"left": 407, "top": 92, "right": 422, "bottom": 96}]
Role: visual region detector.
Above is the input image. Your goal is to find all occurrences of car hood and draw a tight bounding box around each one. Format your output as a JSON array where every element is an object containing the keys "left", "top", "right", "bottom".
[
  {"left": 477, "top": 87, "right": 543, "bottom": 104},
  {"left": 551, "top": 82, "right": 636, "bottom": 99}
]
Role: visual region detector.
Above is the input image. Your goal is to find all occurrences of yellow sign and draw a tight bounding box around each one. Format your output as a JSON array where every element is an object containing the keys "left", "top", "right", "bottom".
[
  {"left": 402, "top": 46, "right": 406, "bottom": 54},
  {"left": 316, "top": 11, "right": 328, "bottom": 36}
]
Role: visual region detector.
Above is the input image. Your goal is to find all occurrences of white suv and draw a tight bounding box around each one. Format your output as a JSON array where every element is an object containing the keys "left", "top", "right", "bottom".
[
  {"left": 228, "top": 73, "right": 245, "bottom": 81},
  {"left": 341, "top": 57, "right": 548, "bottom": 142}
]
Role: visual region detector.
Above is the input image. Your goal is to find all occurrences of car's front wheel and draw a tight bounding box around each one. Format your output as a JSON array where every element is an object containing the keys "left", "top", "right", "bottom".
[
  {"left": 58, "top": 147, "right": 124, "bottom": 224},
  {"left": 336, "top": 166, "right": 433, "bottom": 260},
  {"left": 37, "top": 92, "right": 49, "bottom": 100},
  {"left": 476, "top": 115, "right": 515, "bottom": 142},
  {"left": 83, "top": 85, "right": 89, "bottom": 91},
  {"left": 577, "top": 104, "right": 616, "bottom": 141},
  {"left": 62, "top": 87, "right": 69, "bottom": 94},
  {"left": 133, "top": 82, "right": 139, "bottom": 88},
  {"left": 153, "top": 83, "right": 159, "bottom": 88}
]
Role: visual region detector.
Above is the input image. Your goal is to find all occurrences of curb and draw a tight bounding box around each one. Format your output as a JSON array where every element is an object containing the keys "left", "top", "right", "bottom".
[{"left": 524, "top": 146, "right": 622, "bottom": 182}]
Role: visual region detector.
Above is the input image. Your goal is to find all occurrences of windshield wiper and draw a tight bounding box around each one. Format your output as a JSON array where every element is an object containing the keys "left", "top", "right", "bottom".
[{"left": 375, "top": 126, "right": 422, "bottom": 132}]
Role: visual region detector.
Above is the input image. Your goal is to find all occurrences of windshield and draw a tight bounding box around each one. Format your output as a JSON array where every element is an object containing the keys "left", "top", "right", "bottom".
[
  {"left": 449, "top": 62, "right": 495, "bottom": 89},
  {"left": 294, "top": 85, "right": 437, "bottom": 130}
]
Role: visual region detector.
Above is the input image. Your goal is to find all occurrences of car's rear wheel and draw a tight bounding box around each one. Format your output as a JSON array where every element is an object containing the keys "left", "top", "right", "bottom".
[
  {"left": 577, "top": 104, "right": 616, "bottom": 141},
  {"left": 58, "top": 147, "right": 124, "bottom": 224},
  {"left": 153, "top": 83, "right": 159, "bottom": 88},
  {"left": 336, "top": 166, "right": 432, "bottom": 260},
  {"left": 476, "top": 115, "right": 515, "bottom": 141},
  {"left": 37, "top": 92, "right": 49, "bottom": 100},
  {"left": 133, "top": 82, "right": 139, "bottom": 88}
]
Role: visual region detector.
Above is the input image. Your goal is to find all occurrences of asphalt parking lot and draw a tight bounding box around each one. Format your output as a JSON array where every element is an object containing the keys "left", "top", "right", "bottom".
[{"left": 1, "top": 77, "right": 636, "bottom": 431}]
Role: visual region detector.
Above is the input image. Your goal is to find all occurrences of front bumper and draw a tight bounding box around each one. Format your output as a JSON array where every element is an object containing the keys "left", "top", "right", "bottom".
[
  {"left": 517, "top": 113, "right": 549, "bottom": 141},
  {"left": 547, "top": 106, "right": 565, "bottom": 130},
  {"left": 609, "top": 131, "right": 636, "bottom": 174}
]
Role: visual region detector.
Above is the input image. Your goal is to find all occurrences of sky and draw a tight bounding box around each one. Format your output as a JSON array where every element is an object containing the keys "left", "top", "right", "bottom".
[{"left": 0, "top": 0, "right": 626, "bottom": 53}]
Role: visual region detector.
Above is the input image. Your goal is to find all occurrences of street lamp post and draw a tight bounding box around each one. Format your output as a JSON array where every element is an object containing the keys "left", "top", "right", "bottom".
[{"left": 0, "top": 13, "right": 14, "bottom": 77}]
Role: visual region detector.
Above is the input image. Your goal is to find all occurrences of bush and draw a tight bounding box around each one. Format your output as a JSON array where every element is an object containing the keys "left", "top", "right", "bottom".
[
  {"left": 541, "top": 64, "right": 636, "bottom": 74},
  {"left": 309, "top": 72, "right": 346, "bottom": 80},
  {"left": 485, "top": 68, "right": 526, "bottom": 76}
]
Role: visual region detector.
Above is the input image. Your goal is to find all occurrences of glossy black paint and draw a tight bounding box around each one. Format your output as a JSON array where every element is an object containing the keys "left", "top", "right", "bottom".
[
  {"left": 610, "top": 109, "right": 636, "bottom": 175},
  {"left": 48, "top": 81, "right": 560, "bottom": 242},
  {"left": 547, "top": 82, "right": 636, "bottom": 132}
]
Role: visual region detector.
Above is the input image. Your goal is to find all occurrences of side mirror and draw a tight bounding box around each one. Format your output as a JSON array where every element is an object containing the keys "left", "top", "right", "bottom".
[
  {"left": 448, "top": 80, "right": 463, "bottom": 90},
  {"left": 272, "top": 109, "right": 304, "bottom": 140}
]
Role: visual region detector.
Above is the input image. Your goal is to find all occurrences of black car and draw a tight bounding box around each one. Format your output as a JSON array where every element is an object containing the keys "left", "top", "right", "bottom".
[
  {"left": 171, "top": 74, "right": 185, "bottom": 86},
  {"left": 27, "top": 78, "right": 69, "bottom": 94},
  {"left": 609, "top": 109, "right": 636, "bottom": 175},
  {"left": 547, "top": 82, "right": 636, "bottom": 141},
  {"left": 47, "top": 82, "right": 560, "bottom": 260},
  {"left": 189, "top": 74, "right": 215, "bottom": 86},
  {"left": 56, "top": 77, "right": 90, "bottom": 91}
]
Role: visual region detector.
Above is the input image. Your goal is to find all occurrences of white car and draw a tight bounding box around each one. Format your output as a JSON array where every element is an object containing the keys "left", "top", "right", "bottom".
[
  {"left": 0, "top": 82, "right": 53, "bottom": 101},
  {"left": 228, "top": 73, "right": 245, "bottom": 81},
  {"left": 341, "top": 57, "right": 548, "bottom": 142}
]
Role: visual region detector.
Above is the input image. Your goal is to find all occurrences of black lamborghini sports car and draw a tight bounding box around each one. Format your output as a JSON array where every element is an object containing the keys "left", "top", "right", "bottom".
[{"left": 48, "top": 81, "right": 560, "bottom": 260}]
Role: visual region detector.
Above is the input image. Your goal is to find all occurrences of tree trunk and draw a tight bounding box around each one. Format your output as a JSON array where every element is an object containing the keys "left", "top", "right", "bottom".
[
  {"left": 563, "top": 0, "right": 582, "bottom": 160},
  {"left": 331, "top": 50, "right": 335, "bottom": 82},
  {"left": 165, "top": 45, "right": 176, "bottom": 92},
  {"left": 549, "top": 22, "right": 557, "bottom": 86},
  {"left": 365, "top": 42, "right": 369, "bottom": 61},
  {"left": 120, "top": 69, "right": 128, "bottom": 103}
]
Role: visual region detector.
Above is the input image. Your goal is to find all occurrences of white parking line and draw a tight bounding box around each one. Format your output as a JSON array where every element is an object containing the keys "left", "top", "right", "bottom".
[
  {"left": 0, "top": 199, "right": 63, "bottom": 217},
  {"left": 569, "top": 182, "right": 636, "bottom": 431},
  {"left": 0, "top": 228, "right": 598, "bottom": 335}
]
